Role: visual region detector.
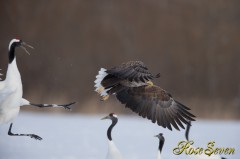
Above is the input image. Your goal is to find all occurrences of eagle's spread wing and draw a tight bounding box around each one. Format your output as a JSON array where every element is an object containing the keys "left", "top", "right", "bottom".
[
  {"left": 106, "top": 61, "right": 159, "bottom": 82},
  {"left": 116, "top": 85, "right": 195, "bottom": 131}
]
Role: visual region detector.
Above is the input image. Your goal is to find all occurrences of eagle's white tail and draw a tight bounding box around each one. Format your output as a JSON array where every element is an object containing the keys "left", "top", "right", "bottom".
[{"left": 94, "top": 68, "right": 110, "bottom": 100}]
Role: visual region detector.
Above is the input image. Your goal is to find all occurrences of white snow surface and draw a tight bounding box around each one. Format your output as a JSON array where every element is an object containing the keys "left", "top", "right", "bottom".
[{"left": 0, "top": 112, "right": 239, "bottom": 159}]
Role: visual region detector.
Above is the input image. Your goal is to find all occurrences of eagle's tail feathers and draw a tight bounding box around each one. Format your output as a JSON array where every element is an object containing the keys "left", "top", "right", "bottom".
[{"left": 94, "top": 68, "right": 111, "bottom": 100}]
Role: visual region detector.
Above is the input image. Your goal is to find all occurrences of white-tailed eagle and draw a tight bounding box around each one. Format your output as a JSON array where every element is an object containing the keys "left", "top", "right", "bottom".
[{"left": 94, "top": 61, "right": 195, "bottom": 131}]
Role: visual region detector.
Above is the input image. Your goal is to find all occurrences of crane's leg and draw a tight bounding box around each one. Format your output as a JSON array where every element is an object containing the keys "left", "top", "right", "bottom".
[
  {"left": 29, "top": 102, "right": 76, "bottom": 110},
  {"left": 8, "top": 123, "right": 42, "bottom": 140}
]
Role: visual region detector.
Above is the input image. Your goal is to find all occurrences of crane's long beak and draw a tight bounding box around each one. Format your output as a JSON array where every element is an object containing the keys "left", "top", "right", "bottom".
[
  {"left": 20, "top": 42, "right": 34, "bottom": 55},
  {"left": 101, "top": 116, "right": 110, "bottom": 120}
]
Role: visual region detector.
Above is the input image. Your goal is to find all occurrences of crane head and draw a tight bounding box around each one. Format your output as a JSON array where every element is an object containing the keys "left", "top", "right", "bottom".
[{"left": 9, "top": 38, "right": 34, "bottom": 55}]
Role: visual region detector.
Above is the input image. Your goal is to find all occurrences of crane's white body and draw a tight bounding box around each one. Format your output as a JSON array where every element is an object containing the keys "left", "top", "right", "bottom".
[
  {"left": 106, "top": 140, "right": 124, "bottom": 159},
  {"left": 156, "top": 150, "right": 161, "bottom": 159},
  {"left": 0, "top": 58, "right": 26, "bottom": 124}
]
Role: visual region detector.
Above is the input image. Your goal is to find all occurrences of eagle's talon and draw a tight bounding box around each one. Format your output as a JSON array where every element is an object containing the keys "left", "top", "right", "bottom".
[
  {"left": 101, "top": 95, "right": 109, "bottom": 101},
  {"left": 97, "top": 87, "right": 105, "bottom": 93}
]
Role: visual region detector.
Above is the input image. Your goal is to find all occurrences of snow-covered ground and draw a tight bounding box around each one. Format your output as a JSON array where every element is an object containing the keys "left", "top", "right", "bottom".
[{"left": 0, "top": 112, "right": 239, "bottom": 159}]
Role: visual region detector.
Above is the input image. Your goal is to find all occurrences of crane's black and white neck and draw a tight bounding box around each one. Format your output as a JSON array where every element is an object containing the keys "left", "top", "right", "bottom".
[
  {"left": 6, "top": 39, "right": 27, "bottom": 82},
  {"left": 155, "top": 133, "right": 165, "bottom": 159},
  {"left": 102, "top": 113, "right": 124, "bottom": 159},
  {"left": 8, "top": 39, "right": 21, "bottom": 64},
  {"left": 102, "top": 113, "right": 118, "bottom": 141}
]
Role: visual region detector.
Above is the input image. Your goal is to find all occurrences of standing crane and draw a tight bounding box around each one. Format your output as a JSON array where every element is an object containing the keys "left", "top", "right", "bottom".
[
  {"left": 0, "top": 39, "right": 75, "bottom": 140},
  {"left": 101, "top": 113, "right": 124, "bottom": 159}
]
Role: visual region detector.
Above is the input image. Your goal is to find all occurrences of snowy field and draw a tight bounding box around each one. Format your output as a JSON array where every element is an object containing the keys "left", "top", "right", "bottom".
[{"left": 0, "top": 112, "right": 239, "bottom": 159}]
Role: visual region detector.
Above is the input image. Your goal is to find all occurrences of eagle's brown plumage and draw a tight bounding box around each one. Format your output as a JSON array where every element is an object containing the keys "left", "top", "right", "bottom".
[
  {"left": 116, "top": 85, "right": 195, "bottom": 130},
  {"left": 94, "top": 61, "right": 195, "bottom": 131},
  {"left": 106, "top": 61, "right": 160, "bottom": 82}
]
